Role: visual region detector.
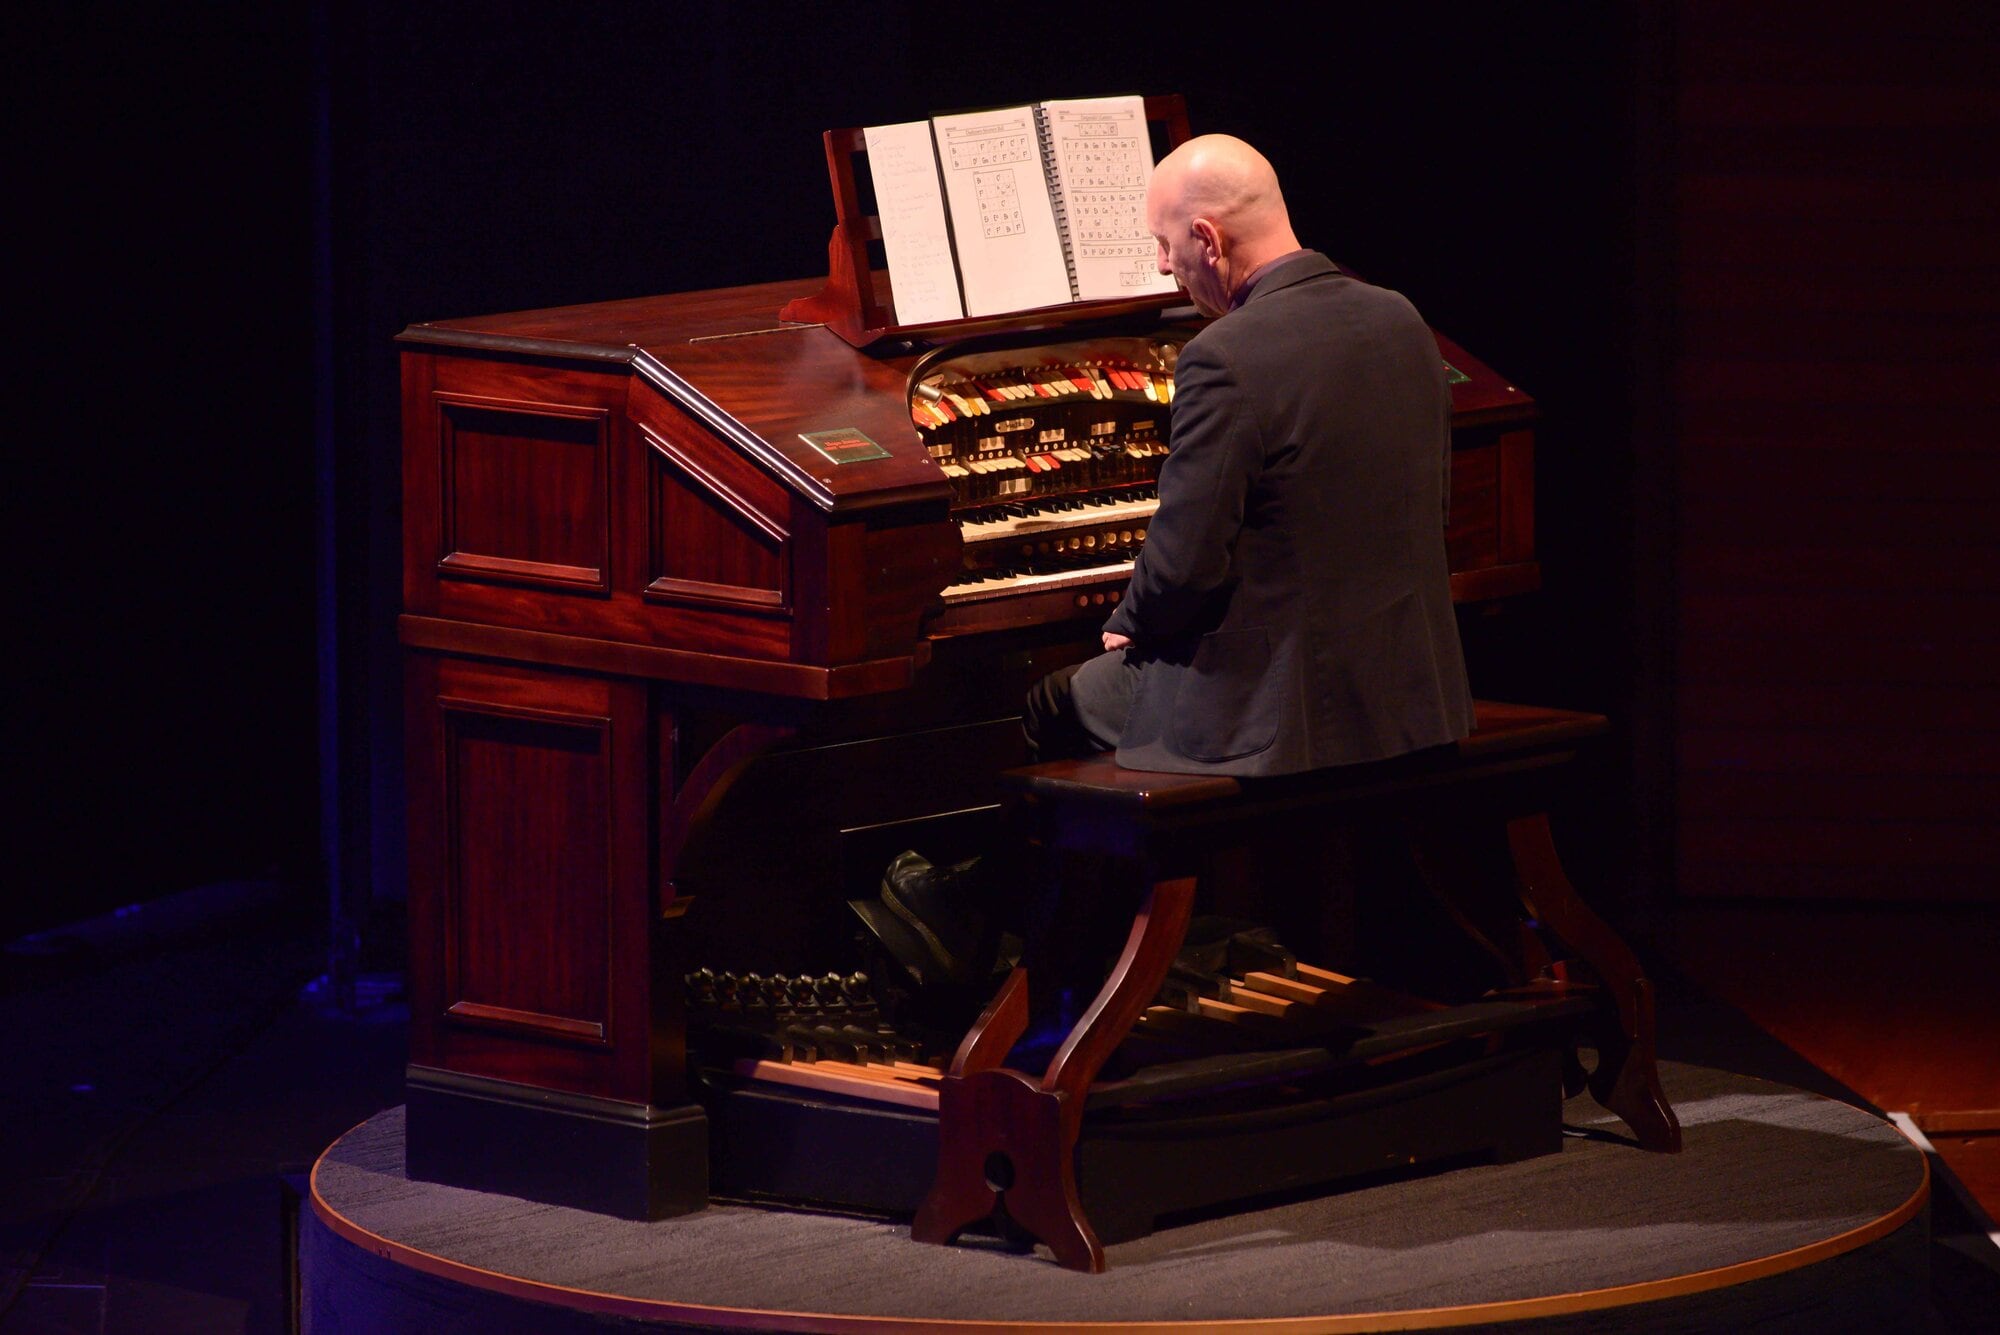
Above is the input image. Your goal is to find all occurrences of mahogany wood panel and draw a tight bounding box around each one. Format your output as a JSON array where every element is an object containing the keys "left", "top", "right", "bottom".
[
  {"left": 423, "top": 355, "right": 796, "bottom": 662},
  {"left": 396, "top": 616, "right": 920, "bottom": 701},
  {"left": 404, "top": 350, "right": 958, "bottom": 679},
  {"left": 858, "top": 516, "right": 963, "bottom": 660},
  {"left": 407, "top": 284, "right": 951, "bottom": 511},
  {"left": 435, "top": 395, "right": 611, "bottom": 593},
  {"left": 441, "top": 701, "right": 614, "bottom": 1043},
  {"left": 640, "top": 425, "right": 790, "bottom": 612},
  {"left": 402, "top": 277, "right": 836, "bottom": 351},
  {"left": 1444, "top": 440, "right": 1497, "bottom": 572},
  {"left": 405, "top": 654, "right": 668, "bottom": 1103},
  {"left": 1668, "top": 2, "right": 2000, "bottom": 902},
  {"left": 1497, "top": 430, "right": 1535, "bottom": 566}
]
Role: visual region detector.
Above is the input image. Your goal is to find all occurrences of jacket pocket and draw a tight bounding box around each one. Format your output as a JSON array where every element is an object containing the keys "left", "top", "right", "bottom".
[{"left": 1169, "top": 627, "right": 1279, "bottom": 762}]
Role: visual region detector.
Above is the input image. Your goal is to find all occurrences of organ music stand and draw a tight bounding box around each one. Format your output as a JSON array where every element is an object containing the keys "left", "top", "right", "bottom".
[{"left": 780, "top": 94, "right": 1194, "bottom": 349}]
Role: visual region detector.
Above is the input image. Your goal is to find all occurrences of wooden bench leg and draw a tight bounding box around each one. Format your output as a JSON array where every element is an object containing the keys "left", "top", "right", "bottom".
[
  {"left": 1039, "top": 873, "right": 1198, "bottom": 1101},
  {"left": 1404, "top": 817, "right": 1549, "bottom": 991},
  {"left": 911, "top": 873, "right": 1198, "bottom": 1272},
  {"left": 1406, "top": 818, "right": 1591, "bottom": 1098},
  {"left": 912, "top": 1067, "right": 1098, "bottom": 1270},
  {"left": 1506, "top": 813, "right": 1682, "bottom": 1153}
]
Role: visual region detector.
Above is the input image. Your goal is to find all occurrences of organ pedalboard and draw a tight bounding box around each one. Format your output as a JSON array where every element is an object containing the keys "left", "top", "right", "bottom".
[
  {"left": 680, "top": 916, "right": 1519, "bottom": 1120},
  {"left": 684, "top": 967, "right": 950, "bottom": 1111}
]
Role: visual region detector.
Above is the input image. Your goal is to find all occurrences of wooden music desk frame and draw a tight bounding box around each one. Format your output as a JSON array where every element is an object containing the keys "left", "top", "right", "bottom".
[{"left": 912, "top": 700, "right": 1682, "bottom": 1273}]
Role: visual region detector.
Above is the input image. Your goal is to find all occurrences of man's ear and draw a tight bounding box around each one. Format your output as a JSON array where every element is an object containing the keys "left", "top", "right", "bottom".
[{"left": 1191, "top": 216, "right": 1224, "bottom": 264}]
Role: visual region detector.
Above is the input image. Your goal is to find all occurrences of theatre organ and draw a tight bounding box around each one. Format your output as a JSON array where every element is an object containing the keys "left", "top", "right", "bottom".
[{"left": 395, "top": 96, "right": 1544, "bottom": 1227}]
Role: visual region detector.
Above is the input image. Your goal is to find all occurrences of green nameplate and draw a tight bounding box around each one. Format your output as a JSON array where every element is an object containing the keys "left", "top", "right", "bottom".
[{"left": 801, "top": 428, "right": 891, "bottom": 464}]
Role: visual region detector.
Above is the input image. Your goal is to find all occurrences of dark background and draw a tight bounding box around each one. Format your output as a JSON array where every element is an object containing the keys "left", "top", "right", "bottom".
[
  {"left": 4, "top": 0, "right": 1660, "bottom": 951},
  {"left": 23, "top": 2, "right": 1985, "bottom": 961}
]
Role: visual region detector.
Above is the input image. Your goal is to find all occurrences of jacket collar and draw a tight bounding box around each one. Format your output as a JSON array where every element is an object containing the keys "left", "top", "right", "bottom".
[{"left": 1232, "top": 249, "right": 1340, "bottom": 309}]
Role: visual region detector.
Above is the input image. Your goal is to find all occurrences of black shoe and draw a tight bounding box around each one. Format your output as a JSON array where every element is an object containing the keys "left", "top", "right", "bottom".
[{"left": 878, "top": 850, "right": 994, "bottom": 988}]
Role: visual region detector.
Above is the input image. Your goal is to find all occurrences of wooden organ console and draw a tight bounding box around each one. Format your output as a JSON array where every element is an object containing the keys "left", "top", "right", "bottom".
[{"left": 395, "top": 95, "right": 1553, "bottom": 1237}]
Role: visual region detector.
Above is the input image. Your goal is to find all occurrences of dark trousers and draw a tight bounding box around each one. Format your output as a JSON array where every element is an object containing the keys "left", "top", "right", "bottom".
[{"left": 1021, "top": 648, "right": 1141, "bottom": 763}]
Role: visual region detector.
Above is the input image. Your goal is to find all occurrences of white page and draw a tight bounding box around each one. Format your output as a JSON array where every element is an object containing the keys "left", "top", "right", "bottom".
[
  {"left": 929, "top": 106, "right": 1074, "bottom": 317},
  {"left": 1039, "top": 96, "right": 1180, "bottom": 302},
  {"left": 862, "top": 120, "right": 964, "bottom": 326}
]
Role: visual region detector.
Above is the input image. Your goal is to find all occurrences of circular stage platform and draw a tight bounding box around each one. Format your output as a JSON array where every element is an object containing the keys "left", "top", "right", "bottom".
[{"left": 303, "top": 1062, "right": 1930, "bottom": 1333}]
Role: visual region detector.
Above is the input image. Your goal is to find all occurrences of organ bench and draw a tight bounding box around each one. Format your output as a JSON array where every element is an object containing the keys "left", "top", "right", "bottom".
[{"left": 912, "top": 699, "right": 1682, "bottom": 1272}]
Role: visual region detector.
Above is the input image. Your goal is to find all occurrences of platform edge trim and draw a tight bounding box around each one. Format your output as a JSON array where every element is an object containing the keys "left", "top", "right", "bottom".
[{"left": 305, "top": 1113, "right": 1930, "bottom": 1333}]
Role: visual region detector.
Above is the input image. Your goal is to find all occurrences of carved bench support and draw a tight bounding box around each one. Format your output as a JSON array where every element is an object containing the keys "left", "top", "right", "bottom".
[
  {"left": 1506, "top": 812, "right": 1680, "bottom": 1152},
  {"left": 1402, "top": 809, "right": 1681, "bottom": 1151},
  {"left": 912, "top": 875, "right": 1197, "bottom": 1273}
]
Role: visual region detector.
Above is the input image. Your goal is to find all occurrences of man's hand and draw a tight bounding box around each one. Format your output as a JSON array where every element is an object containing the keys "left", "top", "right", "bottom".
[{"left": 1102, "top": 631, "right": 1132, "bottom": 652}]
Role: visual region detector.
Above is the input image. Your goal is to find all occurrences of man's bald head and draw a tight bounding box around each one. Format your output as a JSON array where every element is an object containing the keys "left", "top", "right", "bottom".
[{"left": 1145, "top": 134, "right": 1302, "bottom": 317}]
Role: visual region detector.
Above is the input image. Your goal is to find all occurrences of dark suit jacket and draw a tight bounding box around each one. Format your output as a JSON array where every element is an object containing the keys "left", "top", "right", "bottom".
[{"left": 1103, "top": 251, "right": 1474, "bottom": 775}]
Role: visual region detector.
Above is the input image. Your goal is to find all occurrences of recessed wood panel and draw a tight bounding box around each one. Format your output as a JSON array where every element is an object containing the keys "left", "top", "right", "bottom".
[
  {"left": 441, "top": 699, "right": 614, "bottom": 1045},
  {"left": 1445, "top": 440, "right": 1498, "bottom": 571},
  {"left": 438, "top": 394, "right": 611, "bottom": 592},
  {"left": 642, "top": 426, "right": 789, "bottom": 612}
]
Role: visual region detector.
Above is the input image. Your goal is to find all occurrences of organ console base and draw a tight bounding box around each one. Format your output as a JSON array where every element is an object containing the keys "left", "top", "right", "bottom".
[
  {"left": 404, "top": 1066, "right": 709, "bottom": 1222},
  {"left": 689, "top": 940, "right": 1581, "bottom": 1249}
]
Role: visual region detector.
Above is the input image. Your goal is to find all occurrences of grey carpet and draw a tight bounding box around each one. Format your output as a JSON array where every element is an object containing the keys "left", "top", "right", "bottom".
[{"left": 309, "top": 1061, "right": 1924, "bottom": 1325}]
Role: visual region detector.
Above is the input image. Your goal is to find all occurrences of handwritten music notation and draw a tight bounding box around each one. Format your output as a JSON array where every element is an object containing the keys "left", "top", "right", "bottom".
[{"left": 860, "top": 95, "right": 1180, "bottom": 320}]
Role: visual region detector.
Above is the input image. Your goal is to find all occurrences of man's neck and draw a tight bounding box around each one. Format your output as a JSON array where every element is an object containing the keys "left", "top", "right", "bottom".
[{"left": 1227, "top": 245, "right": 1311, "bottom": 310}]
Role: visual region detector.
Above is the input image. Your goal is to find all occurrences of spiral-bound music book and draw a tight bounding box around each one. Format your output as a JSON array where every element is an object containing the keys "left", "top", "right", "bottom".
[{"left": 862, "top": 95, "right": 1181, "bottom": 324}]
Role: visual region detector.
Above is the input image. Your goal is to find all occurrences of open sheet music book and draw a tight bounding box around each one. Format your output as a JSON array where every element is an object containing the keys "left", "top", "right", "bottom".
[{"left": 863, "top": 95, "right": 1182, "bottom": 324}]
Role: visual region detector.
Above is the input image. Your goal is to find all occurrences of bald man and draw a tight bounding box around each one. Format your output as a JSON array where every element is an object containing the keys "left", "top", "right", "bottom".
[
  {"left": 875, "top": 137, "right": 1474, "bottom": 1005},
  {"left": 1023, "top": 134, "right": 1474, "bottom": 774}
]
